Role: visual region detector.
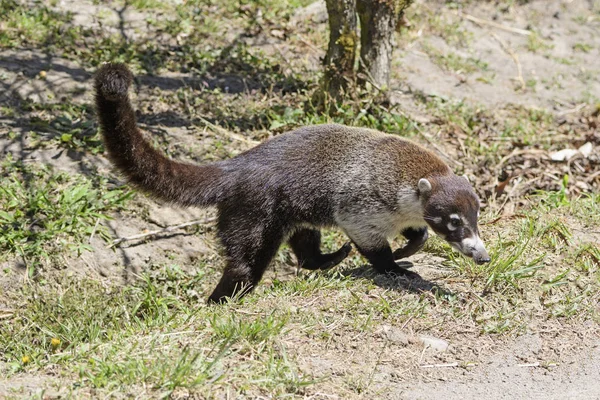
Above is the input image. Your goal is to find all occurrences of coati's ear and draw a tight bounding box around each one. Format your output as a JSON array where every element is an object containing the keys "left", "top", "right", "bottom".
[
  {"left": 418, "top": 178, "right": 432, "bottom": 195},
  {"left": 462, "top": 175, "right": 470, "bottom": 183}
]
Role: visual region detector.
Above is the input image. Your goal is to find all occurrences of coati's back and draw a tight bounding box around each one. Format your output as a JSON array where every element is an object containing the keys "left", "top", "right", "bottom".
[
  {"left": 217, "top": 124, "right": 451, "bottom": 226},
  {"left": 224, "top": 124, "right": 449, "bottom": 182}
]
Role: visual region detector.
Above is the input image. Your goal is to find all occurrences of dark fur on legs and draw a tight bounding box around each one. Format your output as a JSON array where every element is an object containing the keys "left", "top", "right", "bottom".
[
  {"left": 208, "top": 204, "right": 287, "bottom": 303},
  {"left": 289, "top": 229, "right": 352, "bottom": 270},
  {"left": 209, "top": 228, "right": 352, "bottom": 303},
  {"left": 393, "top": 227, "right": 429, "bottom": 261},
  {"left": 354, "top": 243, "right": 421, "bottom": 279}
]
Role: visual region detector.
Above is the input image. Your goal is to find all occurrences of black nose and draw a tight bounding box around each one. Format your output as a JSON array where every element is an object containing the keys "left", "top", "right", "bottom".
[{"left": 475, "top": 256, "right": 491, "bottom": 265}]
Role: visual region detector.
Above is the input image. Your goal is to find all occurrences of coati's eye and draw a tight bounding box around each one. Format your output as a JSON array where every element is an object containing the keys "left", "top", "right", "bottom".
[{"left": 449, "top": 216, "right": 462, "bottom": 227}]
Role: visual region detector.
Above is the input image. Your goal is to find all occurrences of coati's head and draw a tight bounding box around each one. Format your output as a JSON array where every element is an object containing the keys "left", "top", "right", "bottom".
[{"left": 418, "top": 175, "right": 490, "bottom": 265}]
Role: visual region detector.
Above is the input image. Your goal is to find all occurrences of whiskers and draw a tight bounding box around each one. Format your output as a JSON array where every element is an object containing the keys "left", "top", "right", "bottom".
[{"left": 422, "top": 214, "right": 440, "bottom": 224}]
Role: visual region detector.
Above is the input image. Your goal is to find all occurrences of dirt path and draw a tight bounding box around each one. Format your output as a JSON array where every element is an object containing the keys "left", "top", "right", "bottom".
[{"left": 400, "top": 339, "right": 600, "bottom": 399}]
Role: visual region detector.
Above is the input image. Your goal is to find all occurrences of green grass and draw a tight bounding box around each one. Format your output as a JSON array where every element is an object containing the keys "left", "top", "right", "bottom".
[
  {"left": 0, "top": 0, "right": 313, "bottom": 74},
  {"left": 405, "top": 5, "right": 473, "bottom": 47},
  {"left": 2, "top": 191, "right": 599, "bottom": 395},
  {"left": 18, "top": 102, "right": 106, "bottom": 154},
  {"left": 0, "top": 273, "right": 311, "bottom": 397},
  {"left": 0, "top": 0, "right": 74, "bottom": 48},
  {"left": 0, "top": 157, "right": 132, "bottom": 273},
  {"left": 422, "top": 42, "right": 488, "bottom": 74},
  {"left": 526, "top": 32, "right": 554, "bottom": 53},
  {"left": 573, "top": 42, "right": 594, "bottom": 53},
  {"left": 3, "top": 193, "right": 598, "bottom": 393},
  {"left": 448, "top": 217, "right": 546, "bottom": 291}
]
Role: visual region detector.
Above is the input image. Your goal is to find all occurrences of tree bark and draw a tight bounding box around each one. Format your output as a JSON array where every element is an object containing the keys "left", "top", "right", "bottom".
[
  {"left": 356, "top": 0, "right": 413, "bottom": 90},
  {"left": 321, "top": 0, "right": 358, "bottom": 102},
  {"left": 318, "top": 0, "right": 413, "bottom": 103}
]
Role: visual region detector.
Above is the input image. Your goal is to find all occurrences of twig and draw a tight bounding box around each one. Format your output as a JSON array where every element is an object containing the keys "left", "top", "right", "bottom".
[
  {"left": 490, "top": 32, "right": 526, "bottom": 91},
  {"left": 399, "top": 315, "right": 414, "bottom": 331},
  {"left": 357, "top": 57, "right": 386, "bottom": 94},
  {"left": 517, "top": 362, "right": 540, "bottom": 367},
  {"left": 366, "top": 338, "right": 389, "bottom": 390},
  {"left": 198, "top": 116, "right": 260, "bottom": 145},
  {"left": 557, "top": 103, "right": 587, "bottom": 116},
  {"left": 420, "top": 362, "right": 459, "bottom": 368},
  {"left": 517, "top": 362, "right": 559, "bottom": 368},
  {"left": 109, "top": 217, "right": 217, "bottom": 248},
  {"left": 496, "top": 148, "right": 548, "bottom": 173},
  {"left": 585, "top": 170, "right": 600, "bottom": 183},
  {"left": 414, "top": 126, "right": 464, "bottom": 167},
  {"left": 462, "top": 11, "right": 527, "bottom": 90},
  {"left": 233, "top": 309, "right": 263, "bottom": 315},
  {"left": 296, "top": 34, "right": 324, "bottom": 53},
  {"left": 496, "top": 175, "right": 523, "bottom": 215},
  {"left": 460, "top": 12, "right": 531, "bottom": 36},
  {"left": 160, "top": 330, "right": 196, "bottom": 337},
  {"left": 306, "top": 393, "right": 340, "bottom": 400},
  {"left": 483, "top": 213, "right": 526, "bottom": 225},
  {"left": 89, "top": 217, "right": 100, "bottom": 243}
]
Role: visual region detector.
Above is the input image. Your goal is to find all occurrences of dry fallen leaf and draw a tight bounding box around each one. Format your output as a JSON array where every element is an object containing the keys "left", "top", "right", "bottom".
[{"left": 550, "top": 148, "right": 579, "bottom": 162}]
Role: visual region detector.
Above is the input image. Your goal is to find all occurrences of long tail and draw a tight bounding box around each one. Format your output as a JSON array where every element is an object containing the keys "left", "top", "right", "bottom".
[{"left": 94, "top": 63, "right": 226, "bottom": 207}]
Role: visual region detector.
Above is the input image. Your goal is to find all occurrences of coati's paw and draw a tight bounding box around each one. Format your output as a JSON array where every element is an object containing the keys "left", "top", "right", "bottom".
[
  {"left": 396, "top": 268, "right": 421, "bottom": 280},
  {"left": 392, "top": 245, "right": 414, "bottom": 260},
  {"left": 337, "top": 242, "right": 353, "bottom": 261},
  {"left": 207, "top": 293, "right": 228, "bottom": 304},
  {"left": 341, "top": 241, "right": 352, "bottom": 253},
  {"left": 318, "top": 242, "right": 352, "bottom": 270},
  {"left": 207, "top": 277, "right": 255, "bottom": 304},
  {"left": 207, "top": 287, "right": 238, "bottom": 304},
  {"left": 303, "top": 242, "right": 353, "bottom": 270},
  {"left": 393, "top": 227, "right": 429, "bottom": 260}
]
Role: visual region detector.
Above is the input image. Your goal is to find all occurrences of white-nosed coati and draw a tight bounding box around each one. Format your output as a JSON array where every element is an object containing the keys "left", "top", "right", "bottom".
[{"left": 95, "top": 63, "right": 490, "bottom": 303}]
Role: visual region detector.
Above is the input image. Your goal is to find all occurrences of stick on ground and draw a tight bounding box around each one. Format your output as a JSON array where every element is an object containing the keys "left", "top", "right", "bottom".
[
  {"left": 460, "top": 12, "right": 532, "bottom": 36},
  {"left": 110, "top": 217, "right": 217, "bottom": 248}
]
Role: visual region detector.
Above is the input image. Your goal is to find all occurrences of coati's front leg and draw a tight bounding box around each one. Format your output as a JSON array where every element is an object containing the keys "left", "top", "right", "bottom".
[
  {"left": 393, "top": 227, "right": 428, "bottom": 261},
  {"left": 289, "top": 229, "right": 352, "bottom": 270},
  {"left": 347, "top": 231, "right": 421, "bottom": 279}
]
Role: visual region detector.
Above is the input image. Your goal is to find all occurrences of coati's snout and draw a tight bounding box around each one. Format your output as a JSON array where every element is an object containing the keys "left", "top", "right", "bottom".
[
  {"left": 448, "top": 236, "right": 491, "bottom": 265},
  {"left": 418, "top": 176, "right": 491, "bottom": 265}
]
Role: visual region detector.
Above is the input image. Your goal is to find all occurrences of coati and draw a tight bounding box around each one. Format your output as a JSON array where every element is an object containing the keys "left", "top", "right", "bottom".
[{"left": 94, "top": 63, "right": 491, "bottom": 303}]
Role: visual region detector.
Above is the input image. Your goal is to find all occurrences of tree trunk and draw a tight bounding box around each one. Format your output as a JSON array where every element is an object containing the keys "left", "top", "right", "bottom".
[
  {"left": 356, "top": 0, "right": 413, "bottom": 90},
  {"left": 321, "top": 0, "right": 358, "bottom": 102}
]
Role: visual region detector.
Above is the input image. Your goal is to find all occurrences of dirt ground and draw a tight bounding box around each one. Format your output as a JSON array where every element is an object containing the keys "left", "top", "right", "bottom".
[{"left": 1, "top": 0, "right": 599, "bottom": 398}]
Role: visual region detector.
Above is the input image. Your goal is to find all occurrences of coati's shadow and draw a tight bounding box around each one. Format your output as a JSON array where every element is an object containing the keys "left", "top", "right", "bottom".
[{"left": 340, "top": 263, "right": 452, "bottom": 295}]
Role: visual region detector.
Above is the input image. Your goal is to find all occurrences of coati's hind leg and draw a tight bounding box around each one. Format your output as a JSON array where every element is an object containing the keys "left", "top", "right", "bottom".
[
  {"left": 208, "top": 213, "right": 285, "bottom": 304},
  {"left": 289, "top": 229, "right": 352, "bottom": 270},
  {"left": 393, "top": 227, "right": 429, "bottom": 261},
  {"left": 345, "top": 230, "right": 421, "bottom": 279}
]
